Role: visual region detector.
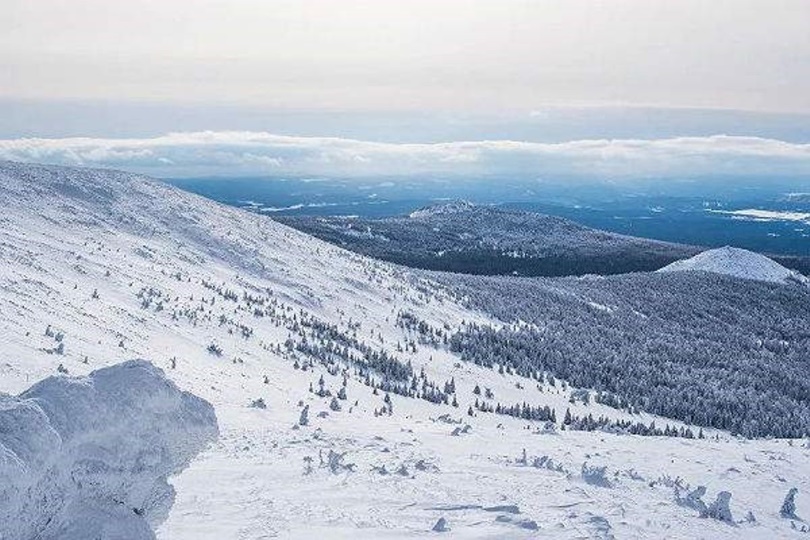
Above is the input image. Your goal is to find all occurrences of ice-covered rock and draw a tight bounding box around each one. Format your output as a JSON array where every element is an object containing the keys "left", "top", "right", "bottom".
[
  {"left": 0, "top": 360, "right": 218, "bottom": 540},
  {"left": 432, "top": 517, "right": 449, "bottom": 532}
]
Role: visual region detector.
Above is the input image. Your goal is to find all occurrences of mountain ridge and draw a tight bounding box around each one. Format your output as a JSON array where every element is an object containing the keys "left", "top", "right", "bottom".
[
  {"left": 277, "top": 203, "right": 703, "bottom": 277},
  {"left": 1, "top": 160, "right": 808, "bottom": 539}
]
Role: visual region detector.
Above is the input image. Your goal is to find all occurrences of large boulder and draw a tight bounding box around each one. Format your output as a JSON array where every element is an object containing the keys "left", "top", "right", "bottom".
[{"left": 0, "top": 360, "right": 218, "bottom": 540}]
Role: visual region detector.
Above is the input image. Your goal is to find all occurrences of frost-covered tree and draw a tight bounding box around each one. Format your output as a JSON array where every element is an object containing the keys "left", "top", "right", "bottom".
[
  {"left": 781, "top": 488, "right": 799, "bottom": 519},
  {"left": 298, "top": 404, "right": 310, "bottom": 427},
  {"left": 440, "top": 271, "right": 810, "bottom": 438},
  {"left": 704, "top": 491, "right": 733, "bottom": 523},
  {"left": 677, "top": 486, "right": 707, "bottom": 515}
]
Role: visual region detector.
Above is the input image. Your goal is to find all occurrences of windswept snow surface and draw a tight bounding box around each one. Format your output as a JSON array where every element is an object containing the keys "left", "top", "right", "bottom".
[
  {"left": 0, "top": 360, "right": 218, "bottom": 540},
  {"left": 0, "top": 161, "right": 809, "bottom": 539},
  {"left": 659, "top": 246, "right": 809, "bottom": 285}
]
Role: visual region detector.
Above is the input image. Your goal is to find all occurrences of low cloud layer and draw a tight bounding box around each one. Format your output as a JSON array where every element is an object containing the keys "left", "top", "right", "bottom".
[{"left": 1, "top": 131, "right": 809, "bottom": 180}]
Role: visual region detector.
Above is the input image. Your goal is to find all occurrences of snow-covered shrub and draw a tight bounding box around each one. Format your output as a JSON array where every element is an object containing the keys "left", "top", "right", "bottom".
[
  {"left": 414, "top": 459, "right": 439, "bottom": 473},
  {"left": 581, "top": 463, "right": 613, "bottom": 488},
  {"left": 532, "top": 455, "right": 565, "bottom": 473},
  {"left": 325, "top": 450, "right": 355, "bottom": 474},
  {"left": 677, "top": 486, "right": 708, "bottom": 515},
  {"left": 249, "top": 398, "right": 267, "bottom": 409},
  {"left": 703, "top": 491, "right": 734, "bottom": 523}
]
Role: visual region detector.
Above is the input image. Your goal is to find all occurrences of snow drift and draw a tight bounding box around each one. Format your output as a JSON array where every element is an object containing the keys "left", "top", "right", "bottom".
[
  {"left": 658, "top": 246, "right": 808, "bottom": 285},
  {"left": 0, "top": 360, "right": 218, "bottom": 540}
]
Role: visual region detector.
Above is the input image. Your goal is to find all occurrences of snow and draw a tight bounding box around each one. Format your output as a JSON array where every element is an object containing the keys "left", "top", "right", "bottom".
[
  {"left": 710, "top": 209, "right": 810, "bottom": 223},
  {"left": 0, "top": 160, "right": 809, "bottom": 539},
  {"left": 0, "top": 360, "right": 217, "bottom": 540},
  {"left": 409, "top": 200, "right": 477, "bottom": 219},
  {"left": 658, "top": 246, "right": 809, "bottom": 285}
]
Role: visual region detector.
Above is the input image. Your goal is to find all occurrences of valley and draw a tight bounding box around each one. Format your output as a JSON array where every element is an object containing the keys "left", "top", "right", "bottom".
[{"left": 1, "top": 161, "right": 809, "bottom": 539}]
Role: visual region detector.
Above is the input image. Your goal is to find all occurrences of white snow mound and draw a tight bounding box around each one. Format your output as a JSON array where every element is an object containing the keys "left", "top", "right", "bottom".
[
  {"left": 0, "top": 360, "right": 218, "bottom": 540},
  {"left": 659, "top": 246, "right": 808, "bottom": 285}
]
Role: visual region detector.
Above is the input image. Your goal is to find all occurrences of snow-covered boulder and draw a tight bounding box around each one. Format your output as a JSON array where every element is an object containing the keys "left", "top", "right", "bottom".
[
  {"left": 0, "top": 360, "right": 218, "bottom": 540},
  {"left": 658, "top": 246, "right": 808, "bottom": 285}
]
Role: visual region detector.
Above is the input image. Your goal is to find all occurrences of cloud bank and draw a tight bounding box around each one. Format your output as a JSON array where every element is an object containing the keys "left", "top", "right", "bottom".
[{"left": 1, "top": 131, "right": 809, "bottom": 181}]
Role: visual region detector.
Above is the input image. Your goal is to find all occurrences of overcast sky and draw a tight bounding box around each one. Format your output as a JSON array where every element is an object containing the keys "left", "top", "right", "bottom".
[
  {"left": 3, "top": 1, "right": 809, "bottom": 180},
  {"left": 3, "top": 0, "right": 809, "bottom": 113}
]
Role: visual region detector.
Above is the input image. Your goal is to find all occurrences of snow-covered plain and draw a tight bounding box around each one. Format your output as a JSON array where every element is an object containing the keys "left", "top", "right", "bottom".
[
  {"left": 1, "top": 161, "right": 808, "bottom": 539},
  {"left": 710, "top": 209, "right": 810, "bottom": 224}
]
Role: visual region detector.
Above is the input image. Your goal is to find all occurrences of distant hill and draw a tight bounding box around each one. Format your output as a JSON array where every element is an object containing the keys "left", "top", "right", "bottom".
[
  {"left": 660, "top": 246, "right": 809, "bottom": 285},
  {"left": 279, "top": 202, "right": 810, "bottom": 277},
  {"left": 278, "top": 202, "right": 703, "bottom": 277}
]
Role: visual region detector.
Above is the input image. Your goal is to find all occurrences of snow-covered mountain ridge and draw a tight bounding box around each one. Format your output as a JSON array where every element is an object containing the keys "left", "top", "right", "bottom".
[
  {"left": 279, "top": 203, "right": 701, "bottom": 277},
  {"left": 660, "top": 246, "right": 809, "bottom": 285},
  {"left": 1, "top": 161, "right": 808, "bottom": 539}
]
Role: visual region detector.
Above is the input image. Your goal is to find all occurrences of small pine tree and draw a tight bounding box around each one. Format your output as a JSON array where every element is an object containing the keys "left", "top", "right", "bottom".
[
  {"left": 781, "top": 488, "right": 799, "bottom": 519},
  {"left": 298, "top": 405, "right": 310, "bottom": 426}
]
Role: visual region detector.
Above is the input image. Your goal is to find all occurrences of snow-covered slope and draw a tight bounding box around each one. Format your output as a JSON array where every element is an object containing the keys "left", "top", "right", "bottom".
[
  {"left": 1, "top": 161, "right": 808, "bottom": 539},
  {"left": 0, "top": 360, "right": 217, "bottom": 540},
  {"left": 659, "top": 246, "right": 809, "bottom": 285}
]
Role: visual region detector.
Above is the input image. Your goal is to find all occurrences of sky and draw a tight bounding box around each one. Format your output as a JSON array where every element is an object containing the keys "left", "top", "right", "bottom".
[
  {"left": 4, "top": 0, "right": 809, "bottom": 113},
  {"left": 2, "top": 0, "right": 810, "bottom": 180}
]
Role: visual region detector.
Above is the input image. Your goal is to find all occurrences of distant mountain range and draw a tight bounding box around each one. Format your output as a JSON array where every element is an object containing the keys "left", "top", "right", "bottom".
[{"left": 278, "top": 202, "right": 810, "bottom": 277}]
